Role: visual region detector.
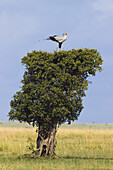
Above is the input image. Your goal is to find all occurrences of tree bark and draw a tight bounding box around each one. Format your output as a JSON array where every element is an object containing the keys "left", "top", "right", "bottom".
[{"left": 36, "top": 123, "right": 57, "bottom": 157}]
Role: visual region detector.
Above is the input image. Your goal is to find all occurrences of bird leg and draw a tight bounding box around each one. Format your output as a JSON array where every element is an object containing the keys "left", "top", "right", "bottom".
[{"left": 59, "top": 43, "right": 62, "bottom": 51}]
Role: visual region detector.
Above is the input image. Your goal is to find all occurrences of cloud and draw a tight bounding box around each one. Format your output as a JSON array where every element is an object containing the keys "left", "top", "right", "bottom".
[{"left": 92, "top": 0, "right": 113, "bottom": 14}]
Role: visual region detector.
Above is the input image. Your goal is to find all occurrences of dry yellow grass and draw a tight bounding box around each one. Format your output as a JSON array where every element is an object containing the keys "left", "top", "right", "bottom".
[
  {"left": 0, "top": 126, "right": 113, "bottom": 169},
  {"left": 0, "top": 127, "right": 36, "bottom": 156},
  {"left": 56, "top": 128, "right": 113, "bottom": 159}
]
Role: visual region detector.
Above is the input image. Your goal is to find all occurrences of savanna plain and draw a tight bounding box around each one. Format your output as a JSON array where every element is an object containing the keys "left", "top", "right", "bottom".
[{"left": 0, "top": 122, "right": 113, "bottom": 170}]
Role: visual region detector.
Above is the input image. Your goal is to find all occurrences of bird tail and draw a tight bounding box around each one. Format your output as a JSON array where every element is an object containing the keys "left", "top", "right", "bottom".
[{"left": 44, "top": 37, "right": 50, "bottom": 40}]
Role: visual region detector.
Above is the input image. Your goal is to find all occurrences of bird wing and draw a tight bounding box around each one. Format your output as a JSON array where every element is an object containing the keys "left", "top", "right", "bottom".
[{"left": 54, "top": 35, "right": 67, "bottom": 43}]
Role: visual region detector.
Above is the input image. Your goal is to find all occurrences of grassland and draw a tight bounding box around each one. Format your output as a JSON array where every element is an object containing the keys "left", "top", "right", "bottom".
[{"left": 0, "top": 122, "right": 113, "bottom": 170}]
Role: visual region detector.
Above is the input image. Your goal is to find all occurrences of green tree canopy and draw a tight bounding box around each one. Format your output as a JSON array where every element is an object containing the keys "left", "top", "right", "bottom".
[{"left": 9, "top": 49, "right": 103, "bottom": 157}]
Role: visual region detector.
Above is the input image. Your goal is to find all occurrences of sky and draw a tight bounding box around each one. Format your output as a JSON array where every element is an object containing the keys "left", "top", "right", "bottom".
[{"left": 0, "top": 0, "right": 113, "bottom": 123}]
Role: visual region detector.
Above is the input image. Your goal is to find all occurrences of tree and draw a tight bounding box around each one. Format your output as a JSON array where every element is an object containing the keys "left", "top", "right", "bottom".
[{"left": 8, "top": 49, "right": 103, "bottom": 158}]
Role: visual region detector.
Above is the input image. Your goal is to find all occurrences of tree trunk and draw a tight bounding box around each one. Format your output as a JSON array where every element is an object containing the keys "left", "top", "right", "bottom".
[{"left": 36, "top": 123, "right": 57, "bottom": 157}]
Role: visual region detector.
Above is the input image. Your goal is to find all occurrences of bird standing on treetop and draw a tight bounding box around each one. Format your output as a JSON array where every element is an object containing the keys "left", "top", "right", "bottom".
[{"left": 46, "top": 33, "right": 67, "bottom": 50}]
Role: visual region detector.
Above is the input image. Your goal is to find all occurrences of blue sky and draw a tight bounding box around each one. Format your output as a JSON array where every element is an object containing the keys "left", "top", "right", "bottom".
[{"left": 0, "top": 0, "right": 113, "bottom": 123}]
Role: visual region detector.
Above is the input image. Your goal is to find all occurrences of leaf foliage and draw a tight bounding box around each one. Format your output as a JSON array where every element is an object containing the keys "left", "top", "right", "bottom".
[{"left": 9, "top": 49, "right": 103, "bottom": 127}]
